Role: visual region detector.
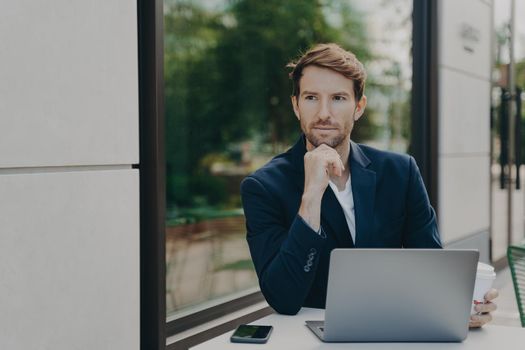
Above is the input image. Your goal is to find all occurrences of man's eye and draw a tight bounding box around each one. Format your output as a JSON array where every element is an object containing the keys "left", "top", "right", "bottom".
[
  {"left": 304, "top": 95, "right": 317, "bottom": 101},
  {"left": 333, "top": 95, "right": 346, "bottom": 101}
]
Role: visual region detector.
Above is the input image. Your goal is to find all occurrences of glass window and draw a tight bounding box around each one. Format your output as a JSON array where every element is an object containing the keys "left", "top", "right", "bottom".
[
  {"left": 490, "top": 0, "right": 525, "bottom": 261},
  {"left": 164, "top": 0, "right": 413, "bottom": 320}
]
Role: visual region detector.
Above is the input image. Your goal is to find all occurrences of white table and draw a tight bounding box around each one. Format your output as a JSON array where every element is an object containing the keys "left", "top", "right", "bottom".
[{"left": 192, "top": 308, "right": 525, "bottom": 349}]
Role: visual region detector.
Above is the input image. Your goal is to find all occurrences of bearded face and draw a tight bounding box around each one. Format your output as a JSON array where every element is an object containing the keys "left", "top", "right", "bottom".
[
  {"left": 292, "top": 66, "right": 365, "bottom": 151},
  {"left": 302, "top": 114, "right": 352, "bottom": 149}
]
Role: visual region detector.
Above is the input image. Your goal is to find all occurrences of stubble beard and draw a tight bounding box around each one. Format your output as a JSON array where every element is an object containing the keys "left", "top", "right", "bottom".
[
  {"left": 303, "top": 120, "right": 352, "bottom": 149},
  {"left": 305, "top": 131, "right": 346, "bottom": 148}
]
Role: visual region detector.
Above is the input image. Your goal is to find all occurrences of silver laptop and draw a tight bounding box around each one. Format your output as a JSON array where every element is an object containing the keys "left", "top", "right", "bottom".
[{"left": 306, "top": 249, "right": 479, "bottom": 342}]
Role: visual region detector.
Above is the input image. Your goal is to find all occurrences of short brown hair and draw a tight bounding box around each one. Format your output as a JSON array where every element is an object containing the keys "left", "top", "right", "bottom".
[{"left": 287, "top": 43, "right": 367, "bottom": 101}]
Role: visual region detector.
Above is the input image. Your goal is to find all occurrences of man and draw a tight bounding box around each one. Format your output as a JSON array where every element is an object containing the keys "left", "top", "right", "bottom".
[{"left": 241, "top": 43, "right": 497, "bottom": 327}]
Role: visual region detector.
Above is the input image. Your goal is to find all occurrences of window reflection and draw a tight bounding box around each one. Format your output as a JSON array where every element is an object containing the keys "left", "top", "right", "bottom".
[{"left": 164, "top": 0, "right": 413, "bottom": 317}]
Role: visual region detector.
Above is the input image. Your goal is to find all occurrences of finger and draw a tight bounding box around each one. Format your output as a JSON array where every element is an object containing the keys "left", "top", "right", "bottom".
[
  {"left": 314, "top": 144, "right": 338, "bottom": 156},
  {"left": 314, "top": 147, "right": 344, "bottom": 176},
  {"left": 316, "top": 144, "right": 330, "bottom": 150},
  {"left": 337, "top": 158, "right": 344, "bottom": 176},
  {"left": 471, "top": 314, "right": 492, "bottom": 324},
  {"left": 484, "top": 288, "right": 499, "bottom": 301},
  {"left": 469, "top": 320, "right": 482, "bottom": 328},
  {"left": 323, "top": 154, "right": 343, "bottom": 176},
  {"left": 315, "top": 144, "right": 334, "bottom": 153},
  {"left": 327, "top": 159, "right": 343, "bottom": 176},
  {"left": 329, "top": 152, "right": 345, "bottom": 176},
  {"left": 470, "top": 313, "right": 492, "bottom": 326},
  {"left": 475, "top": 301, "right": 497, "bottom": 313}
]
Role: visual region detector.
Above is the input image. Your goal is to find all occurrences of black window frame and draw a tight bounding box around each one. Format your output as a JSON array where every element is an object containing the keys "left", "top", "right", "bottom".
[
  {"left": 138, "top": 0, "right": 166, "bottom": 349},
  {"left": 411, "top": 0, "right": 439, "bottom": 212},
  {"left": 137, "top": 0, "right": 438, "bottom": 348}
]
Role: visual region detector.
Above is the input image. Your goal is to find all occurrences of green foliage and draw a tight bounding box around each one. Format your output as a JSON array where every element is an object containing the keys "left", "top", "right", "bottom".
[
  {"left": 164, "top": 0, "right": 377, "bottom": 211},
  {"left": 215, "top": 259, "right": 255, "bottom": 272},
  {"left": 517, "top": 61, "right": 525, "bottom": 90}
]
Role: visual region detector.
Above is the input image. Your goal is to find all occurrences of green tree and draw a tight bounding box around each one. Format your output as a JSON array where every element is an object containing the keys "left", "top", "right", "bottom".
[{"left": 164, "top": 0, "right": 376, "bottom": 211}]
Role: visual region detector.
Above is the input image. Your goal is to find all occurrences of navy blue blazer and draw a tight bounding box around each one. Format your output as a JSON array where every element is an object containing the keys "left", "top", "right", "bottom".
[{"left": 240, "top": 135, "right": 442, "bottom": 315}]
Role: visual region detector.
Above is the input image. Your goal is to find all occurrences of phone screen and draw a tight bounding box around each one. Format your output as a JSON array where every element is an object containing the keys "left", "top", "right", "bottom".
[{"left": 232, "top": 325, "right": 272, "bottom": 339}]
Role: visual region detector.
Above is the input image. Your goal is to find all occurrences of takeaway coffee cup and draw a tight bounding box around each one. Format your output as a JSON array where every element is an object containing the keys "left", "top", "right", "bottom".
[{"left": 471, "top": 262, "right": 496, "bottom": 314}]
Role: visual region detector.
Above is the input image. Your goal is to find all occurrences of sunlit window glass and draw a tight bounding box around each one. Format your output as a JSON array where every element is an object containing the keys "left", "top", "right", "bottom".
[{"left": 164, "top": 0, "right": 413, "bottom": 317}]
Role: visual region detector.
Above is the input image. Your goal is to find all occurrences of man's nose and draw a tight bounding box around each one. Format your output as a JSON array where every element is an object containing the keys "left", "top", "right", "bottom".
[{"left": 317, "top": 98, "right": 331, "bottom": 120}]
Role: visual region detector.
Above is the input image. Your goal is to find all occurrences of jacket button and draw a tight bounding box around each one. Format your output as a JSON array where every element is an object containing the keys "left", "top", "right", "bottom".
[{"left": 304, "top": 265, "right": 310, "bottom": 272}]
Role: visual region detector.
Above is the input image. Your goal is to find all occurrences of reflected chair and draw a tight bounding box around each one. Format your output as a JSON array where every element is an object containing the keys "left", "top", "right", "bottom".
[{"left": 507, "top": 244, "right": 525, "bottom": 327}]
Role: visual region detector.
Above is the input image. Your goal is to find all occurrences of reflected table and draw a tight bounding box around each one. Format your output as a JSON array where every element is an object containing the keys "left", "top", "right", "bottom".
[{"left": 192, "top": 307, "right": 525, "bottom": 349}]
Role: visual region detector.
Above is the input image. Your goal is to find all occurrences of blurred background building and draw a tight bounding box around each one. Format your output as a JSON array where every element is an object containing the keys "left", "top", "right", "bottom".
[{"left": 0, "top": 1, "right": 524, "bottom": 349}]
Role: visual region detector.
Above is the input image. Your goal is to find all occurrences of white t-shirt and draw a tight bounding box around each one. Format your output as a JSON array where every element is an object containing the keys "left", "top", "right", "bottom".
[{"left": 328, "top": 174, "right": 356, "bottom": 244}]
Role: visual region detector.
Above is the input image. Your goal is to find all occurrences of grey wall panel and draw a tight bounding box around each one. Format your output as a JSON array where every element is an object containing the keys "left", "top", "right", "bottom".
[
  {"left": 0, "top": 170, "right": 139, "bottom": 350},
  {"left": 437, "top": 0, "right": 492, "bottom": 254},
  {"left": 439, "top": 69, "right": 491, "bottom": 155},
  {"left": 438, "top": 0, "right": 491, "bottom": 79},
  {"left": 0, "top": 1, "right": 138, "bottom": 168},
  {"left": 439, "top": 156, "right": 490, "bottom": 244}
]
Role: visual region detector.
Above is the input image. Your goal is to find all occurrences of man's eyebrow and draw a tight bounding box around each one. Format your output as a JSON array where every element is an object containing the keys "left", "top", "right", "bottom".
[
  {"left": 300, "top": 91, "right": 351, "bottom": 96},
  {"left": 300, "top": 90, "right": 319, "bottom": 96}
]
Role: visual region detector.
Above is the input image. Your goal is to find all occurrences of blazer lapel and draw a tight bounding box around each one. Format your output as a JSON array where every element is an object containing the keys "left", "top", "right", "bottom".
[
  {"left": 290, "top": 135, "right": 307, "bottom": 192},
  {"left": 350, "top": 142, "right": 376, "bottom": 247},
  {"left": 321, "top": 187, "right": 354, "bottom": 247}
]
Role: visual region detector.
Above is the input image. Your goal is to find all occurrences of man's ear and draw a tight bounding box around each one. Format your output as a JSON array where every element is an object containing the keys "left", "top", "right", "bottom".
[
  {"left": 354, "top": 95, "right": 367, "bottom": 121},
  {"left": 291, "top": 95, "right": 300, "bottom": 120}
]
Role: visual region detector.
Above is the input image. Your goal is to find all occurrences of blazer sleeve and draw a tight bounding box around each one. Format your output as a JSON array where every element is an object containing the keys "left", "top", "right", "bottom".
[
  {"left": 402, "top": 156, "right": 443, "bottom": 248},
  {"left": 241, "top": 176, "right": 328, "bottom": 315}
]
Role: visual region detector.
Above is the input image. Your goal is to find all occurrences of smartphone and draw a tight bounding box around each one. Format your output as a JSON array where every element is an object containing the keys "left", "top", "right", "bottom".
[{"left": 230, "top": 324, "right": 273, "bottom": 344}]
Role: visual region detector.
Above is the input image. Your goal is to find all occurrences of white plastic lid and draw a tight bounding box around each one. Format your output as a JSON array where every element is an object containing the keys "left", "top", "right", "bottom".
[
  {"left": 477, "top": 262, "right": 494, "bottom": 273},
  {"left": 477, "top": 262, "right": 496, "bottom": 278}
]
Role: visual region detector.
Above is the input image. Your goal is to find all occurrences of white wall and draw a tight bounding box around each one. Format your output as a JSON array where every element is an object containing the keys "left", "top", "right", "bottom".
[
  {"left": 437, "top": 0, "right": 492, "bottom": 259},
  {"left": 0, "top": 1, "right": 140, "bottom": 349}
]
